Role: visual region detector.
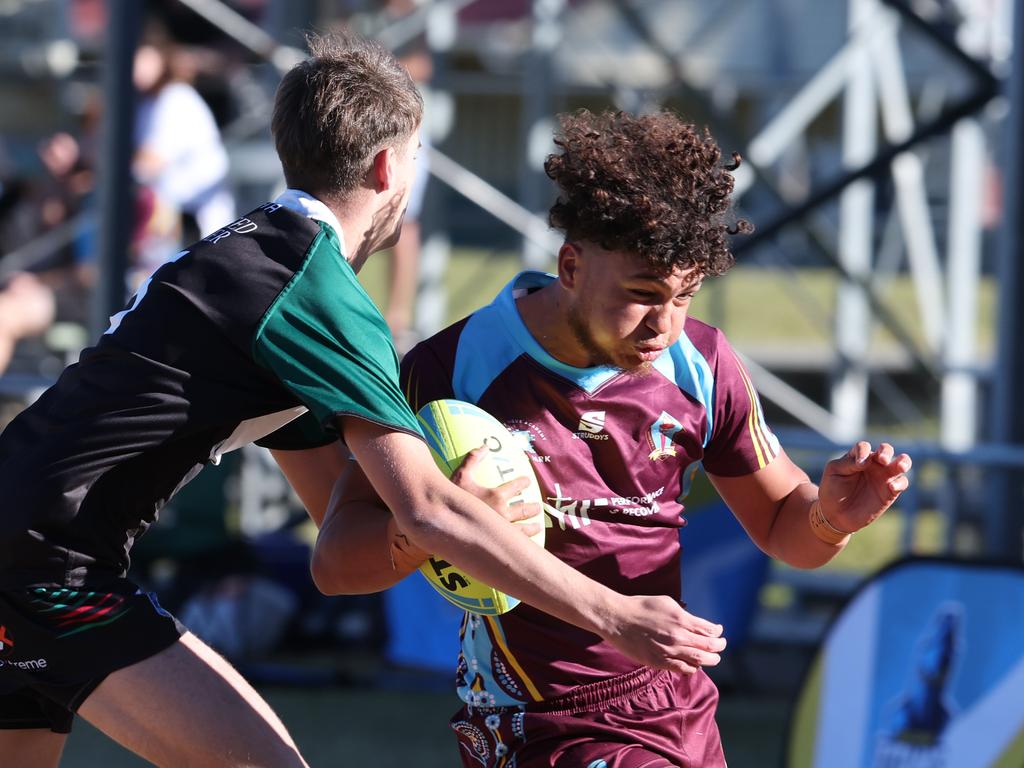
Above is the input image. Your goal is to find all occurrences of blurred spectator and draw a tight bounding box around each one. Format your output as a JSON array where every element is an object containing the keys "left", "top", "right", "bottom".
[
  {"left": 0, "top": 21, "right": 239, "bottom": 377},
  {"left": 132, "top": 23, "right": 235, "bottom": 275},
  {"left": 0, "top": 117, "right": 98, "bottom": 376},
  {"left": 0, "top": 272, "right": 56, "bottom": 374}
]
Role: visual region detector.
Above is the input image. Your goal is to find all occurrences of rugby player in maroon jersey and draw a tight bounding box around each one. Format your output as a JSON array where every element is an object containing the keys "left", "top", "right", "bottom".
[{"left": 313, "top": 110, "right": 912, "bottom": 767}]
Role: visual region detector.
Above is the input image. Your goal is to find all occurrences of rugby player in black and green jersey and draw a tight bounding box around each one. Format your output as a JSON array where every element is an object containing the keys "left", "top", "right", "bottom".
[{"left": 0, "top": 32, "right": 721, "bottom": 768}]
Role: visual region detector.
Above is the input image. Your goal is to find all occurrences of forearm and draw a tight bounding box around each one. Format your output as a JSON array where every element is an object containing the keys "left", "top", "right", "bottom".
[
  {"left": 311, "top": 501, "right": 426, "bottom": 595},
  {"left": 764, "top": 482, "right": 849, "bottom": 569},
  {"left": 345, "top": 423, "right": 620, "bottom": 638},
  {"left": 271, "top": 444, "right": 348, "bottom": 528},
  {"left": 396, "top": 473, "right": 621, "bottom": 638}
]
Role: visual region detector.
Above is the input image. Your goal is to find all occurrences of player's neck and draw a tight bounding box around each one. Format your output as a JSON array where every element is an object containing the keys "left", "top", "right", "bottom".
[
  {"left": 517, "top": 284, "right": 594, "bottom": 369},
  {"left": 332, "top": 201, "right": 380, "bottom": 272}
]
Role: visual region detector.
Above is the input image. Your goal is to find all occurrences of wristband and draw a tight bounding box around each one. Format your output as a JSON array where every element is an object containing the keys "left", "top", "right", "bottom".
[{"left": 809, "top": 500, "right": 852, "bottom": 545}]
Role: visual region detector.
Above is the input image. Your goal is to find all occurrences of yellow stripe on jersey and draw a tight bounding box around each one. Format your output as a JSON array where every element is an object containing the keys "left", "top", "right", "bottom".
[
  {"left": 745, "top": 393, "right": 766, "bottom": 468},
  {"left": 733, "top": 358, "right": 765, "bottom": 467},
  {"left": 746, "top": 379, "right": 775, "bottom": 466},
  {"left": 485, "top": 616, "right": 544, "bottom": 703},
  {"left": 735, "top": 353, "right": 776, "bottom": 469}
]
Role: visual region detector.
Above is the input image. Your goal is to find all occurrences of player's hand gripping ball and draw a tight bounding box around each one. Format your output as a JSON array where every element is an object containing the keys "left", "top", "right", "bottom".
[{"left": 415, "top": 399, "right": 545, "bottom": 615}]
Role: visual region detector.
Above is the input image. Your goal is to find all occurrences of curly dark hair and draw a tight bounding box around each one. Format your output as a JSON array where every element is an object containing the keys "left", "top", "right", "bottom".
[{"left": 544, "top": 110, "right": 751, "bottom": 277}]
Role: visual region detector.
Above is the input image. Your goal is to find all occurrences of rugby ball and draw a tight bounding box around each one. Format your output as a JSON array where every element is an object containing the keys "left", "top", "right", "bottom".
[{"left": 415, "top": 399, "right": 545, "bottom": 615}]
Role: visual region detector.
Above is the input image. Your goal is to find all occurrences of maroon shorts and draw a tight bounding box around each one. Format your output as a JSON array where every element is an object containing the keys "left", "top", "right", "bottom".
[{"left": 450, "top": 666, "right": 726, "bottom": 767}]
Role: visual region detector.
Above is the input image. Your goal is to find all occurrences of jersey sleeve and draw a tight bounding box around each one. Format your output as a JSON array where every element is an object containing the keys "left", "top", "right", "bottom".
[
  {"left": 253, "top": 226, "right": 422, "bottom": 439},
  {"left": 701, "top": 329, "right": 781, "bottom": 477},
  {"left": 400, "top": 340, "right": 456, "bottom": 415},
  {"left": 254, "top": 410, "right": 337, "bottom": 450}
]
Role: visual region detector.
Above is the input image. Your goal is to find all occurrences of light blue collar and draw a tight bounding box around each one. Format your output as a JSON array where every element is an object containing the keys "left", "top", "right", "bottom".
[{"left": 498, "top": 271, "right": 623, "bottom": 393}]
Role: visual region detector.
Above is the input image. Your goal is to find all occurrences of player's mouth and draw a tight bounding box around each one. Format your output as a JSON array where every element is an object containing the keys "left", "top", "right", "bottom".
[{"left": 634, "top": 345, "right": 667, "bottom": 362}]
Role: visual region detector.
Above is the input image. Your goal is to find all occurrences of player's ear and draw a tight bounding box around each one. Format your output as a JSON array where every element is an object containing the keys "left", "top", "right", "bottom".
[
  {"left": 558, "top": 242, "right": 582, "bottom": 290},
  {"left": 370, "top": 146, "right": 396, "bottom": 192}
]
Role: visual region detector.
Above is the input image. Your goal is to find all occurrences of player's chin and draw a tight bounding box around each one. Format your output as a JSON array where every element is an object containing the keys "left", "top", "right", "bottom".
[
  {"left": 616, "top": 353, "right": 655, "bottom": 375},
  {"left": 617, "top": 344, "right": 666, "bottom": 371}
]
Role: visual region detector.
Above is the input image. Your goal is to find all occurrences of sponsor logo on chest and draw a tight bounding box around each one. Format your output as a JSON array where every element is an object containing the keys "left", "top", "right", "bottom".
[
  {"left": 542, "top": 483, "right": 665, "bottom": 529},
  {"left": 506, "top": 419, "right": 552, "bottom": 463},
  {"left": 572, "top": 411, "right": 609, "bottom": 441}
]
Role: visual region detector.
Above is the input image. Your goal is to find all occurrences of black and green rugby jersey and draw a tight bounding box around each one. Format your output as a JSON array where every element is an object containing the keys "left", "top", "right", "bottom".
[{"left": 0, "top": 194, "right": 421, "bottom": 589}]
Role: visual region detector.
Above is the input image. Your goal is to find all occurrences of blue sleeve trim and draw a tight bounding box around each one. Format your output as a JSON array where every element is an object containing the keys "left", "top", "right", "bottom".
[
  {"left": 655, "top": 332, "right": 716, "bottom": 447},
  {"left": 451, "top": 299, "right": 525, "bottom": 403}
]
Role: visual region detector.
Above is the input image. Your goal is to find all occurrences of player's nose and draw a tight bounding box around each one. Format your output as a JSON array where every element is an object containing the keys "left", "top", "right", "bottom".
[{"left": 645, "top": 302, "right": 674, "bottom": 335}]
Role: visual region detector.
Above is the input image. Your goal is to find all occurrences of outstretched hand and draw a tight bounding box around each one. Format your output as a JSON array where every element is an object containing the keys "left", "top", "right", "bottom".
[
  {"left": 818, "top": 441, "right": 912, "bottom": 533},
  {"left": 603, "top": 594, "right": 727, "bottom": 675}
]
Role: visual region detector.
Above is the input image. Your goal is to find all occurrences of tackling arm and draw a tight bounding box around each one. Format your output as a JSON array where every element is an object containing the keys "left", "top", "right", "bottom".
[
  {"left": 311, "top": 441, "right": 540, "bottom": 595},
  {"left": 311, "top": 462, "right": 429, "bottom": 594},
  {"left": 341, "top": 415, "right": 729, "bottom": 675},
  {"left": 270, "top": 441, "right": 349, "bottom": 528}
]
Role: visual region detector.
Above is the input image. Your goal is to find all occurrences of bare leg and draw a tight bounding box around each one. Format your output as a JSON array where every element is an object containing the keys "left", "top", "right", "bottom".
[
  {"left": 0, "top": 729, "right": 67, "bottom": 768},
  {"left": 78, "top": 632, "right": 308, "bottom": 767}
]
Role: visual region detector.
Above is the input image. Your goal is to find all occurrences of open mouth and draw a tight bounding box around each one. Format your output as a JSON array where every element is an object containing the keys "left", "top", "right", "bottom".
[{"left": 634, "top": 346, "right": 666, "bottom": 362}]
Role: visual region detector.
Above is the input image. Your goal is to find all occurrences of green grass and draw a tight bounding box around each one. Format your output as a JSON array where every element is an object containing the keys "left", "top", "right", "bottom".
[
  {"left": 61, "top": 688, "right": 455, "bottom": 768},
  {"left": 61, "top": 686, "right": 791, "bottom": 767}
]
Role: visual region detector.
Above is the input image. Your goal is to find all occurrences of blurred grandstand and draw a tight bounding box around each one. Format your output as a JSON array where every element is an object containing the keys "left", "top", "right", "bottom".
[{"left": 0, "top": 1, "right": 1022, "bottom": 765}]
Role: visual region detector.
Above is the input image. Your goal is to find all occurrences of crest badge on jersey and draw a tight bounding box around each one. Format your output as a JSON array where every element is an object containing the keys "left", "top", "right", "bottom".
[{"left": 648, "top": 411, "right": 684, "bottom": 460}]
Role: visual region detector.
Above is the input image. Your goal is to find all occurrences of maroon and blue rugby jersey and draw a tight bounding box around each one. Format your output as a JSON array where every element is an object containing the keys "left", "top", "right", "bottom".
[{"left": 400, "top": 271, "right": 780, "bottom": 706}]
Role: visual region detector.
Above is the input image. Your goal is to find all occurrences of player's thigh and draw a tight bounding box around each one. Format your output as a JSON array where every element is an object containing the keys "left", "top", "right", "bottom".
[
  {"left": 78, "top": 631, "right": 308, "bottom": 768},
  {"left": 0, "top": 729, "right": 67, "bottom": 768}
]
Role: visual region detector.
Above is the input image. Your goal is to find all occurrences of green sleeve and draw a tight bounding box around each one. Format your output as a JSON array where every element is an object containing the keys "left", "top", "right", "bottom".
[{"left": 252, "top": 224, "right": 423, "bottom": 439}]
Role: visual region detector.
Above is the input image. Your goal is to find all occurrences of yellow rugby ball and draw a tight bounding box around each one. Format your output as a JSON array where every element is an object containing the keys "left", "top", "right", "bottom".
[{"left": 415, "top": 399, "right": 545, "bottom": 615}]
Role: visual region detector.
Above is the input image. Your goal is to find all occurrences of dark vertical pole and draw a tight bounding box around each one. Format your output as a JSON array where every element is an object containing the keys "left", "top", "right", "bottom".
[
  {"left": 90, "top": 0, "right": 141, "bottom": 340},
  {"left": 517, "top": 0, "right": 563, "bottom": 270},
  {"left": 988, "top": 1, "right": 1024, "bottom": 558}
]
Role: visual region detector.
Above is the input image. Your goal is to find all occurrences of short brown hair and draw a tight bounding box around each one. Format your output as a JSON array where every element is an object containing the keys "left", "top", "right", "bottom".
[
  {"left": 545, "top": 110, "right": 751, "bottom": 277},
  {"left": 271, "top": 31, "right": 423, "bottom": 197}
]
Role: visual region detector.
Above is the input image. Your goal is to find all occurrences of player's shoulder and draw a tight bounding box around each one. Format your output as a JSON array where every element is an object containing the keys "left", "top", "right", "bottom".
[
  {"left": 193, "top": 203, "right": 320, "bottom": 252},
  {"left": 402, "top": 316, "right": 471, "bottom": 374},
  {"left": 681, "top": 315, "right": 734, "bottom": 362}
]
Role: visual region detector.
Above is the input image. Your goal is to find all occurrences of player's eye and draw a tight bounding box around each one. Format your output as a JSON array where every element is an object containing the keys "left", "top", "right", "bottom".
[
  {"left": 630, "top": 289, "right": 658, "bottom": 301},
  {"left": 675, "top": 283, "right": 702, "bottom": 303}
]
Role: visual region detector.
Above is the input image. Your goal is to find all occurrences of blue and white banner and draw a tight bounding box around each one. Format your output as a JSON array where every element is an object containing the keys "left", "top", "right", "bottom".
[{"left": 787, "top": 559, "right": 1024, "bottom": 768}]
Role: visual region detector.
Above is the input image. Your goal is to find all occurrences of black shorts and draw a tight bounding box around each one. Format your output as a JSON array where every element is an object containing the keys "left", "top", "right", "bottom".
[{"left": 0, "top": 579, "right": 185, "bottom": 733}]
